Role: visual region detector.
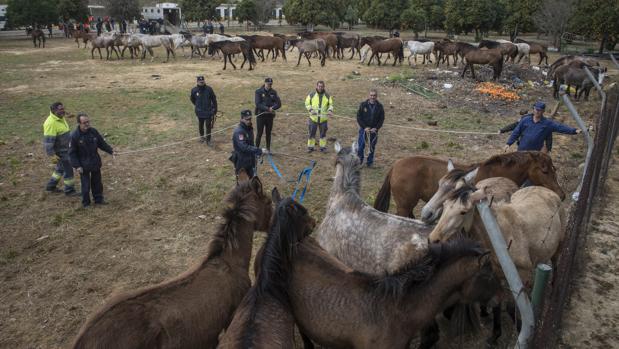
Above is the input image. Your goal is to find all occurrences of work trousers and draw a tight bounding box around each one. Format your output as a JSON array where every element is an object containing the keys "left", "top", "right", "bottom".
[
  {"left": 307, "top": 120, "right": 328, "bottom": 149},
  {"left": 256, "top": 114, "right": 274, "bottom": 150},
  {"left": 357, "top": 129, "right": 378, "bottom": 165},
  {"left": 80, "top": 169, "right": 104, "bottom": 206},
  {"left": 46, "top": 156, "right": 75, "bottom": 193},
  {"left": 198, "top": 117, "right": 213, "bottom": 142}
]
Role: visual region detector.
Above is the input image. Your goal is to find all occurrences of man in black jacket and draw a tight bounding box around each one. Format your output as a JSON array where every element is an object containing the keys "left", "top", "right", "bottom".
[
  {"left": 69, "top": 113, "right": 114, "bottom": 207},
  {"left": 190, "top": 76, "right": 218, "bottom": 146},
  {"left": 254, "top": 77, "right": 281, "bottom": 152},
  {"left": 231, "top": 110, "right": 265, "bottom": 178},
  {"left": 356, "top": 89, "right": 384, "bottom": 167}
]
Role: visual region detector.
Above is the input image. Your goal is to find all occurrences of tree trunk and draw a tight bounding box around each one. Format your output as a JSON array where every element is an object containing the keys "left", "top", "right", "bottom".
[
  {"left": 424, "top": 23, "right": 428, "bottom": 38},
  {"left": 599, "top": 32, "right": 608, "bottom": 54},
  {"left": 510, "top": 23, "right": 519, "bottom": 42}
]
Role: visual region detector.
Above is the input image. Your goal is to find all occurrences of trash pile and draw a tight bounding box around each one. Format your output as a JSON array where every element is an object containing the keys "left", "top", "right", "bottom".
[{"left": 475, "top": 82, "right": 521, "bottom": 101}]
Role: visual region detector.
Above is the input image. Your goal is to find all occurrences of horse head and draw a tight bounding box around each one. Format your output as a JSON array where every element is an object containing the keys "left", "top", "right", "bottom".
[
  {"left": 238, "top": 176, "right": 273, "bottom": 232},
  {"left": 526, "top": 152, "right": 565, "bottom": 200},
  {"left": 428, "top": 183, "right": 486, "bottom": 244},
  {"left": 421, "top": 161, "right": 478, "bottom": 224}
]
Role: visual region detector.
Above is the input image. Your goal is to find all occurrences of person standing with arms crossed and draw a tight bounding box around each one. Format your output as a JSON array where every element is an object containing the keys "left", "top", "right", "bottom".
[
  {"left": 305, "top": 80, "right": 334, "bottom": 153},
  {"left": 254, "top": 77, "right": 281, "bottom": 153},
  {"left": 190, "top": 76, "right": 218, "bottom": 146},
  {"left": 356, "top": 89, "right": 384, "bottom": 167}
]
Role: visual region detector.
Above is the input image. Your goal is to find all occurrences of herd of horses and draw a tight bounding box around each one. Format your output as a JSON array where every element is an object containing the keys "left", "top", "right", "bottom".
[{"left": 71, "top": 142, "right": 570, "bottom": 348}]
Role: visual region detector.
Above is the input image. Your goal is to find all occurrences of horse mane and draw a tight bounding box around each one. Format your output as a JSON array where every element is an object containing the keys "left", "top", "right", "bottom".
[
  {"left": 481, "top": 151, "right": 537, "bottom": 168},
  {"left": 443, "top": 168, "right": 469, "bottom": 182},
  {"left": 358, "top": 238, "right": 484, "bottom": 300},
  {"left": 240, "top": 198, "right": 310, "bottom": 347},
  {"left": 448, "top": 182, "right": 477, "bottom": 204},
  {"left": 203, "top": 180, "right": 259, "bottom": 263}
]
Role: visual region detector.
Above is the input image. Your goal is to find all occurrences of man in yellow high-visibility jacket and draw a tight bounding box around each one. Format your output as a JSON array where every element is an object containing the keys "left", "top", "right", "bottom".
[
  {"left": 305, "top": 80, "right": 334, "bottom": 152},
  {"left": 43, "top": 102, "right": 78, "bottom": 195}
]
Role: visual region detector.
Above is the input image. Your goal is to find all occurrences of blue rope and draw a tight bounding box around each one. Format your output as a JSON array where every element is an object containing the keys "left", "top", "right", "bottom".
[
  {"left": 291, "top": 161, "right": 316, "bottom": 204},
  {"left": 267, "top": 154, "right": 285, "bottom": 179}
]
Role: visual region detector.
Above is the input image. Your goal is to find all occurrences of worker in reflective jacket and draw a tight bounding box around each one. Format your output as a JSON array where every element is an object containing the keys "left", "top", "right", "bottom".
[
  {"left": 305, "top": 80, "right": 333, "bottom": 153},
  {"left": 43, "top": 102, "right": 78, "bottom": 196}
]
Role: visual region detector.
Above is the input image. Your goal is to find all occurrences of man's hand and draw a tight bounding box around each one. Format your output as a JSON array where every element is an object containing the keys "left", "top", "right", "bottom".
[
  {"left": 370, "top": 128, "right": 377, "bottom": 133},
  {"left": 50, "top": 154, "right": 60, "bottom": 164},
  {"left": 575, "top": 129, "right": 582, "bottom": 134},
  {"left": 268, "top": 107, "right": 273, "bottom": 113},
  {"left": 364, "top": 127, "right": 370, "bottom": 132},
  {"left": 74, "top": 167, "right": 83, "bottom": 174},
  {"left": 503, "top": 144, "right": 510, "bottom": 153}
]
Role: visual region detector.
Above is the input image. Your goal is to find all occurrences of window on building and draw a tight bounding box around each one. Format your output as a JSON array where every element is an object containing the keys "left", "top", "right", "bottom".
[{"left": 224, "top": 9, "right": 229, "bottom": 17}]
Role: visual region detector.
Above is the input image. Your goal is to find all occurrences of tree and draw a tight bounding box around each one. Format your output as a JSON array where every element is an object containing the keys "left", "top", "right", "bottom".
[
  {"left": 181, "top": 0, "right": 222, "bottom": 21},
  {"left": 106, "top": 0, "right": 141, "bottom": 21},
  {"left": 501, "top": 0, "right": 539, "bottom": 41},
  {"left": 283, "top": 0, "right": 346, "bottom": 30},
  {"left": 344, "top": 5, "right": 358, "bottom": 29},
  {"left": 465, "top": 0, "right": 503, "bottom": 40},
  {"left": 570, "top": 0, "right": 619, "bottom": 53},
  {"left": 235, "top": 0, "right": 258, "bottom": 25},
  {"left": 255, "top": 0, "right": 277, "bottom": 25},
  {"left": 6, "top": 0, "right": 58, "bottom": 27},
  {"left": 57, "top": 0, "right": 88, "bottom": 21},
  {"left": 362, "top": 0, "right": 408, "bottom": 29},
  {"left": 534, "top": 0, "right": 574, "bottom": 51},
  {"left": 443, "top": 0, "right": 467, "bottom": 35},
  {"left": 400, "top": 5, "right": 425, "bottom": 38}
]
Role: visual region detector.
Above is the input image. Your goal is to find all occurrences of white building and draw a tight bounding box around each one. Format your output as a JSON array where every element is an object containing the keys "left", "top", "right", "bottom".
[
  {"left": 142, "top": 3, "right": 182, "bottom": 26},
  {"left": 215, "top": 3, "right": 284, "bottom": 21},
  {"left": 0, "top": 5, "right": 8, "bottom": 30}
]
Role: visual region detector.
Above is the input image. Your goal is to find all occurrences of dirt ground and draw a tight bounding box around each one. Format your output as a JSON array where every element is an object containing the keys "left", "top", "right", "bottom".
[{"left": 0, "top": 34, "right": 615, "bottom": 348}]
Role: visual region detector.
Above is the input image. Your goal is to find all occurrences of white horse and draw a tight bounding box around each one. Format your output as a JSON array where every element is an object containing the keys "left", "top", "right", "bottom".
[
  {"left": 406, "top": 40, "right": 435, "bottom": 65},
  {"left": 515, "top": 43, "right": 531, "bottom": 64},
  {"left": 138, "top": 35, "right": 176, "bottom": 62}
]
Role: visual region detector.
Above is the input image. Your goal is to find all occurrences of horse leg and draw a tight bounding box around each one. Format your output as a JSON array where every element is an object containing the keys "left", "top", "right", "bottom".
[
  {"left": 240, "top": 52, "right": 247, "bottom": 69},
  {"left": 470, "top": 64, "right": 476, "bottom": 80},
  {"left": 229, "top": 54, "right": 237, "bottom": 70},
  {"left": 461, "top": 63, "right": 468, "bottom": 78},
  {"left": 297, "top": 51, "right": 303, "bottom": 66},
  {"left": 392, "top": 51, "right": 397, "bottom": 66},
  {"left": 306, "top": 52, "right": 312, "bottom": 66},
  {"left": 91, "top": 47, "right": 95, "bottom": 59},
  {"left": 223, "top": 54, "right": 227, "bottom": 70},
  {"left": 113, "top": 47, "right": 120, "bottom": 60}
]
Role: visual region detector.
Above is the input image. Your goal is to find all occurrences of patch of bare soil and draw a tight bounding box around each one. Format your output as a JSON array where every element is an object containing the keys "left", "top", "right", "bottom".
[{"left": 560, "top": 155, "right": 619, "bottom": 348}]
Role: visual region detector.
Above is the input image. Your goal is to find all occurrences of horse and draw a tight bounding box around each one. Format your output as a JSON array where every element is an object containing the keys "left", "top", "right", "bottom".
[
  {"left": 139, "top": 35, "right": 176, "bottom": 62},
  {"left": 548, "top": 55, "right": 603, "bottom": 82},
  {"left": 358, "top": 35, "right": 388, "bottom": 63},
  {"left": 428, "top": 183, "right": 565, "bottom": 285},
  {"left": 90, "top": 33, "right": 121, "bottom": 60},
  {"left": 293, "top": 38, "right": 327, "bottom": 67},
  {"left": 208, "top": 40, "right": 257, "bottom": 70},
  {"left": 459, "top": 45, "right": 504, "bottom": 80},
  {"left": 316, "top": 142, "right": 431, "bottom": 275},
  {"left": 406, "top": 40, "right": 435, "bottom": 65},
  {"left": 71, "top": 176, "right": 273, "bottom": 349},
  {"left": 515, "top": 38, "right": 548, "bottom": 65},
  {"left": 290, "top": 236, "right": 490, "bottom": 349},
  {"left": 334, "top": 32, "right": 361, "bottom": 59},
  {"left": 555, "top": 65, "right": 604, "bottom": 101},
  {"left": 514, "top": 42, "right": 531, "bottom": 63},
  {"left": 367, "top": 38, "right": 404, "bottom": 66},
  {"left": 218, "top": 193, "right": 316, "bottom": 349},
  {"left": 240, "top": 35, "right": 287, "bottom": 62},
  {"left": 374, "top": 152, "right": 566, "bottom": 221},
  {"left": 433, "top": 40, "right": 459, "bottom": 66},
  {"left": 298, "top": 31, "right": 338, "bottom": 58},
  {"left": 119, "top": 33, "right": 143, "bottom": 59},
  {"left": 73, "top": 30, "right": 96, "bottom": 49},
  {"left": 478, "top": 39, "right": 518, "bottom": 63},
  {"left": 27, "top": 27, "right": 46, "bottom": 48},
  {"left": 178, "top": 32, "right": 209, "bottom": 59}
]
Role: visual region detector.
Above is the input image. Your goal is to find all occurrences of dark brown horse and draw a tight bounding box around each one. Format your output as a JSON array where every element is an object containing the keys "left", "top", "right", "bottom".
[
  {"left": 478, "top": 39, "right": 518, "bottom": 62},
  {"left": 289, "top": 237, "right": 489, "bottom": 349},
  {"left": 434, "top": 40, "right": 459, "bottom": 66},
  {"left": 208, "top": 40, "right": 257, "bottom": 70},
  {"left": 240, "top": 35, "right": 287, "bottom": 62},
  {"left": 460, "top": 45, "right": 504, "bottom": 80},
  {"left": 334, "top": 32, "right": 361, "bottom": 59},
  {"left": 515, "top": 39, "right": 549, "bottom": 65},
  {"left": 27, "top": 27, "right": 46, "bottom": 48},
  {"left": 71, "top": 177, "right": 273, "bottom": 349},
  {"left": 367, "top": 38, "right": 404, "bottom": 66},
  {"left": 373, "top": 152, "right": 566, "bottom": 219},
  {"left": 218, "top": 193, "right": 316, "bottom": 349}
]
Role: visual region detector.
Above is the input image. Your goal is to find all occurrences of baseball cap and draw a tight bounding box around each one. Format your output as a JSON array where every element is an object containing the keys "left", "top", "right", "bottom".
[
  {"left": 265, "top": 77, "right": 273, "bottom": 83},
  {"left": 533, "top": 101, "right": 546, "bottom": 110},
  {"left": 240, "top": 110, "right": 252, "bottom": 118},
  {"left": 197, "top": 76, "right": 205, "bottom": 82}
]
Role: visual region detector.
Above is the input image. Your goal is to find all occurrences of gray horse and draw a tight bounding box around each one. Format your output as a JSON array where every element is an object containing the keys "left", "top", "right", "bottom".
[{"left": 316, "top": 142, "right": 431, "bottom": 275}]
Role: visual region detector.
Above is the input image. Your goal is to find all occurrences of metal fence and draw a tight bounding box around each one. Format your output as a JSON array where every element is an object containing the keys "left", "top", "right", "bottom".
[{"left": 533, "top": 78, "right": 619, "bottom": 347}]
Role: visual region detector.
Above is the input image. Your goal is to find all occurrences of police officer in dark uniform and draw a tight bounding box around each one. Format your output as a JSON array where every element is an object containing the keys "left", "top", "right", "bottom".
[
  {"left": 356, "top": 89, "right": 384, "bottom": 167},
  {"left": 190, "top": 76, "right": 218, "bottom": 145},
  {"left": 231, "top": 110, "right": 265, "bottom": 178},
  {"left": 254, "top": 77, "right": 281, "bottom": 152},
  {"left": 69, "top": 113, "right": 114, "bottom": 207}
]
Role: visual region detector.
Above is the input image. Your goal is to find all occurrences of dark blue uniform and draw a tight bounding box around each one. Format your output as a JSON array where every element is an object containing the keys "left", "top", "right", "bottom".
[
  {"left": 69, "top": 127, "right": 113, "bottom": 206},
  {"left": 254, "top": 85, "right": 281, "bottom": 150},
  {"left": 507, "top": 115, "right": 577, "bottom": 151},
  {"left": 232, "top": 123, "right": 262, "bottom": 177},
  {"left": 356, "top": 100, "right": 384, "bottom": 166},
  {"left": 501, "top": 114, "right": 553, "bottom": 151},
  {"left": 190, "top": 85, "right": 217, "bottom": 142}
]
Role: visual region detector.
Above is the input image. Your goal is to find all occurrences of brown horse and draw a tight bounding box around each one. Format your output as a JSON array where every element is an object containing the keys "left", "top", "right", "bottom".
[
  {"left": 334, "top": 32, "right": 361, "bottom": 59},
  {"left": 367, "top": 38, "right": 404, "bottom": 66},
  {"left": 218, "top": 193, "right": 316, "bottom": 349},
  {"left": 373, "top": 152, "right": 565, "bottom": 219},
  {"left": 515, "top": 39, "right": 549, "bottom": 65},
  {"left": 298, "top": 31, "right": 338, "bottom": 58},
  {"left": 434, "top": 40, "right": 459, "bottom": 66},
  {"left": 240, "top": 35, "right": 287, "bottom": 62},
  {"left": 73, "top": 30, "right": 96, "bottom": 49},
  {"left": 478, "top": 40, "right": 518, "bottom": 63},
  {"left": 289, "top": 236, "right": 488, "bottom": 349},
  {"left": 27, "top": 28, "right": 46, "bottom": 48},
  {"left": 208, "top": 40, "right": 257, "bottom": 70},
  {"left": 460, "top": 45, "right": 504, "bottom": 80},
  {"left": 71, "top": 177, "right": 273, "bottom": 349}
]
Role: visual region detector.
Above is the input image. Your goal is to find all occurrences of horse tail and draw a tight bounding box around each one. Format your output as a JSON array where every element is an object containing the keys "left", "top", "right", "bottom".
[
  {"left": 246, "top": 43, "right": 257, "bottom": 65},
  {"left": 374, "top": 167, "right": 393, "bottom": 212},
  {"left": 398, "top": 41, "right": 404, "bottom": 63}
]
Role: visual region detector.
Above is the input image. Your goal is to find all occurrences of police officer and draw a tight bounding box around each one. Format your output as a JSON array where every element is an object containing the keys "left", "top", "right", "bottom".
[
  {"left": 305, "top": 80, "right": 334, "bottom": 153},
  {"left": 356, "top": 89, "right": 384, "bottom": 167},
  {"left": 231, "top": 110, "right": 265, "bottom": 178},
  {"left": 69, "top": 113, "right": 114, "bottom": 207},
  {"left": 43, "top": 102, "right": 78, "bottom": 196},
  {"left": 254, "top": 77, "right": 281, "bottom": 152},
  {"left": 190, "top": 76, "right": 218, "bottom": 146}
]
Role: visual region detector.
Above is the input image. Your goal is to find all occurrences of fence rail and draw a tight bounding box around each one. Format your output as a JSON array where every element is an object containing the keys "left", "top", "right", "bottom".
[{"left": 533, "top": 81, "right": 619, "bottom": 347}]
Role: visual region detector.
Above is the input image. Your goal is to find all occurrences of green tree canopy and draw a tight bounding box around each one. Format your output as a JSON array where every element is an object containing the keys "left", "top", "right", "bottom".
[
  {"left": 7, "top": 0, "right": 58, "bottom": 27},
  {"left": 501, "top": 0, "right": 539, "bottom": 41},
  {"left": 283, "top": 0, "right": 346, "bottom": 29},
  {"left": 235, "top": 0, "right": 258, "bottom": 24},
  {"left": 362, "top": 0, "right": 407, "bottom": 29},
  {"left": 400, "top": 5, "right": 425, "bottom": 37},
  {"left": 57, "top": 0, "right": 88, "bottom": 21},
  {"left": 105, "top": 0, "right": 140, "bottom": 20},
  {"left": 570, "top": 0, "right": 619, "bottom": 52},
  {"left": 181, "top": 0, "right": 222, "bottom": 21}
]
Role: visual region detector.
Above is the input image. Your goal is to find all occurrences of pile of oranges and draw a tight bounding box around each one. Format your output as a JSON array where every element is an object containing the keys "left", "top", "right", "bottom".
[{"left": 475, "top": 82, "right": 520, "bottom": 101}]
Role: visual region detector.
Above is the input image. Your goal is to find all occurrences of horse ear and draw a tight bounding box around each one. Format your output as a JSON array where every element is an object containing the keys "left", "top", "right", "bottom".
[
  {"left": 447, "top": 159, "right": 455, "bottom": 172},
  {"left": 464, "top": 168, "right": 479, "bottom": 184},
  {"left": 271, "top": 187, "right": 282, "bottom": 204},
  {"left": 250, "top": 176, "right": 263, "bottom": 194},
  {"left": 334, "top": 141, "right": 342, "bottom": 153}
]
